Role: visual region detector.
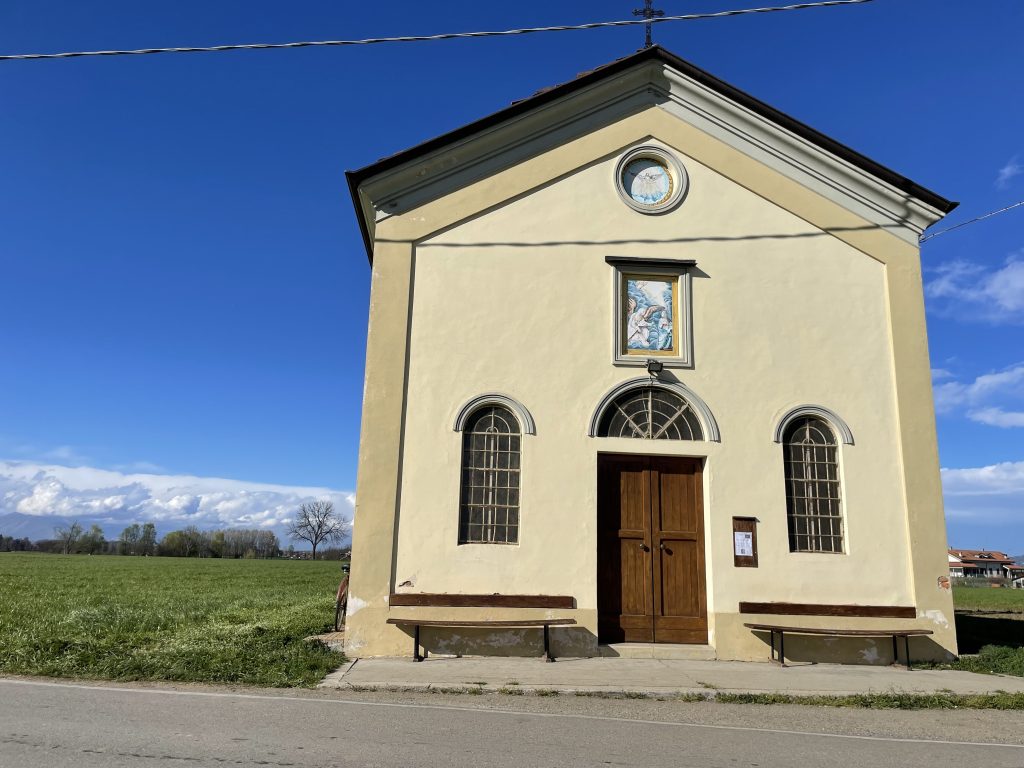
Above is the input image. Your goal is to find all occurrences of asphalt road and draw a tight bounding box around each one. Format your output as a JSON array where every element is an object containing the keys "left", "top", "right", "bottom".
[{"left": 2, "top": 678, "right": 1023, "bottom": 767}]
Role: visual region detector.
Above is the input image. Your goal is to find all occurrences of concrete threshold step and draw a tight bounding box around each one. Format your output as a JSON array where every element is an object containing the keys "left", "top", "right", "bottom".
[{"left": 597, "top": 643, "right": 716, "bottom": 660}]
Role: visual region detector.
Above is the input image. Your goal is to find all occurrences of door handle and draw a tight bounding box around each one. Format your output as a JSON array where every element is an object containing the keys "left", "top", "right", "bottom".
[{"left": 639, "top": 543, "right": 650, "bottom": 552}]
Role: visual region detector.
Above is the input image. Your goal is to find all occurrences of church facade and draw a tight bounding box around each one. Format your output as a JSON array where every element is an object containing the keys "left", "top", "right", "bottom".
[{"left": 343, "top": 46, "right": 959, "bottom": 663}]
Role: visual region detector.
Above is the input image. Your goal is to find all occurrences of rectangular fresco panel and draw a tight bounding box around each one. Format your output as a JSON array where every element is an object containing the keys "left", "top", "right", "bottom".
[{"left": 624, "top": 276, "right": 675, "bottom": 354}]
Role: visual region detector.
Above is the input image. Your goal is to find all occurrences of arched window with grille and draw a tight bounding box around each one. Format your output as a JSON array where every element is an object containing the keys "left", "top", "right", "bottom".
[
  {"left": 783, "top": 416, "right": 844, "bottom": 553},
  {"left": 458, "top": 405, "right": 521, "bottom": 544},
  {"left": 596, "top": 385, "right": 703, "bottom": 440}
]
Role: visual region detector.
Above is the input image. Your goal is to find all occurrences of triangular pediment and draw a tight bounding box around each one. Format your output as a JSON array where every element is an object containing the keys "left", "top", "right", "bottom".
[{"left": 348, "top": 46, "right": 954, "bottom": 260}]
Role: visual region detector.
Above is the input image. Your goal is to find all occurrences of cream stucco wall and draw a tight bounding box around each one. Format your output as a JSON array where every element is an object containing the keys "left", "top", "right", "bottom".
[{"left": 345, "top": 104, "right": 957, "bottom": 663}]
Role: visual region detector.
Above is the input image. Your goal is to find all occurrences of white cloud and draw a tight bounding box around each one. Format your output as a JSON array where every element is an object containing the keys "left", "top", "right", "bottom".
[
  {"left": 925, "top": 255, "right": 1024, "bottom": 324},
  {"left": 943, "top": 460, "right": 1024, "bottom": 496},
  {"left": 997, "top": 156, "right": 1023, "bottom": 188},
  {"left": 967, "top": 407, "right": 1024, "bottom": 428},
  {"left": 942, "top": 461, "right": 1024, "bottom": 530},
  {"left": 932, "top": 363, "right": 1024, "bottom": 428},
  {"left": 112, "top": 461, "right": 165, "bottom": 473},
  {"left": 0, "top": 460, "right": 354, "bottom": 540}
]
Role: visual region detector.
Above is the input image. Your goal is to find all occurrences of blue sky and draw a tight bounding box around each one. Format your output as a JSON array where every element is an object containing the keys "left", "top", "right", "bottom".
[{"left": 0, "top": 1, "right": 1021, "bottom": 549}]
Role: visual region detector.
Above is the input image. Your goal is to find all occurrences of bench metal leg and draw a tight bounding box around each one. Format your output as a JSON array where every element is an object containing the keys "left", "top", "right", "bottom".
[
  {"left": 542, "top": 625, "right": 554, "bottom": 662},
  {"left": 768, "top": 629, "right": 786, "bottom": 666},
  {"left": 889, "top": 635, "right": 912, "bottom": 670},
  {"left": 413, "top": 624, "right": 424, "bottom": 662}
]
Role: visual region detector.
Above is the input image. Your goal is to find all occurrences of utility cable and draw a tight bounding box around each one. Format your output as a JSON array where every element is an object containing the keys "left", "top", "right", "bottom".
[
  {"left": 920, "top": 200, "right": 1024, "bottom": 243},
  {"left": 0, "top": 0, "right": 875, "bottom": 62}
]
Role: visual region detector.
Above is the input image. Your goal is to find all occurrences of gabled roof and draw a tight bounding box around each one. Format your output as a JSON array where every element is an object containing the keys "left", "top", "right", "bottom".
[
  {"left": 948, "top": 548, "right": 1015, "bottom": 563},
  {"left": 347, "top": 45, "right": 957, "bottom": 261}
]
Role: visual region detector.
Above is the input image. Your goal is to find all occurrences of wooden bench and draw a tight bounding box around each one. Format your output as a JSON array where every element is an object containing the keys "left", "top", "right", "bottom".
[
  {"left": 743, "top": 623, "right": 934, "bottom": 670},
  {"left": 387, "top": 594, "right": 576, "bottom": 662},
  {"left": 740, "top": 603, "right": 932, "bottom": 670}
]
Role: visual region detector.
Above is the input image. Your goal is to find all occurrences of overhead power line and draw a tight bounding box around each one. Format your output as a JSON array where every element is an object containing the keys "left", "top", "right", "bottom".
[
  {"left": 0, "top": 0, "right": 874, "bottom": 62},
  {"left": 920, "top": 200, "right": 1024, "bottom": 243}
]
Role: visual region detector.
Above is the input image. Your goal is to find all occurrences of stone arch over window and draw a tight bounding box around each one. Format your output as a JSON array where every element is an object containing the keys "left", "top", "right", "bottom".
[
  {"left": 588, "top": 378, "right": 720, "bottom": 442},
  {"left": 773, "top": 405, "right": 854, "bottom": 445},
  {"left": 455, "top": 402, "right": 523, "bottom": 545},
  {"left": 781, "top": 415, "right": 845, "bottom": 553},
  {"left": 453, "top": 393, "right": 536, "bottom": 436}
]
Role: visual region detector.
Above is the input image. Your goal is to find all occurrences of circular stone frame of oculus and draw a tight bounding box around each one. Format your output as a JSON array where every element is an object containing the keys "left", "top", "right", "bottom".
[{"left": 614, "top": 146, "right": 688, "bottom": 214}]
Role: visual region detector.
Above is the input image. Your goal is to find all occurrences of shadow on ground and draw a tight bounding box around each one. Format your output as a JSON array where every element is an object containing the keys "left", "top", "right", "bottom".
[{"left": 955, "top": 613, "right": 1024, "bottom": 654}]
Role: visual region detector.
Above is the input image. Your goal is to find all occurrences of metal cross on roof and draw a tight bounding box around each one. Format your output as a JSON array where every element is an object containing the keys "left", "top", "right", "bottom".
[{"left": 633, "top": 0, "right": 665, "bottom": 49}]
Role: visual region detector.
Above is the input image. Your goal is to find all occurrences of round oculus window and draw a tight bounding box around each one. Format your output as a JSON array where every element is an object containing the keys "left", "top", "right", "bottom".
[{"left": 615, "top": 147, "right": 687, "bottom": 214}]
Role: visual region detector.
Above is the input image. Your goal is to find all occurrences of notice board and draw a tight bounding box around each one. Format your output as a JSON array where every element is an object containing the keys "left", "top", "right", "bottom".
[{"left": 732, "top": 517, "right": 758, "bottom": 568}]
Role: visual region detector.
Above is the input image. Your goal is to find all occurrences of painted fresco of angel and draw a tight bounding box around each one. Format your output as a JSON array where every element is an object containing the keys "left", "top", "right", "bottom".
[
  {"left": 627, "top": 301, "right": 666, "bottom": 348},
  {"left": 632, "top": 168, "right": 665, "bottom": 203}
]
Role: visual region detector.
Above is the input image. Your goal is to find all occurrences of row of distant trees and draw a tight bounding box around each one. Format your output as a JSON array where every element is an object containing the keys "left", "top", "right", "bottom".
[
  {"left": 0, "top": 535, "right": 35, "bottom": 552},
  {"left": 27, "top": 522, "right": 281, "bottom": 559},
  {"left": 0, "top": 500, "right": 350, "bottom": 560},
  {"left": 160, "top": 526, "right": 281, "bottom": 559}
]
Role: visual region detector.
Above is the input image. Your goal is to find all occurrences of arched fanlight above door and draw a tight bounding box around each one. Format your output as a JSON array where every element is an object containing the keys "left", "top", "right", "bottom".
[{"left": 588, "top": 378, "right": 720, "bottom": 442}]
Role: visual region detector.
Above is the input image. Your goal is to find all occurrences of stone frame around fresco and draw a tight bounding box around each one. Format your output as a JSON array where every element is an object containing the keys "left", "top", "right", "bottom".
[
  {"left": 613, "top": 144, "right": 689, "bottom": 215},
  {"left": 608, "top": 256, "right": 694, "bottom": 368}
]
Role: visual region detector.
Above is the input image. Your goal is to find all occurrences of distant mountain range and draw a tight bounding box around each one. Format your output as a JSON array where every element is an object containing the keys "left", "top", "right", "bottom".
[{"left": 0, "top": 513, "right": 125, "bottom": 542}]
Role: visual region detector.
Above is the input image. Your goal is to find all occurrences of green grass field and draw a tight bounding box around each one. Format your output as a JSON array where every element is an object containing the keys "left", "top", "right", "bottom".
[
  {"left": 0, "top": 553, "right": 345, "bottom": 687},
  {"left": 953, "top": 585, "right": 1024, "bottom": 612}
]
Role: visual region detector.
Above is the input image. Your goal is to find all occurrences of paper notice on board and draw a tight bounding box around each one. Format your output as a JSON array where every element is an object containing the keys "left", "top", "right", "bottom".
[{"left": 734, "top": 531, "right": 754, "bottom": 557}]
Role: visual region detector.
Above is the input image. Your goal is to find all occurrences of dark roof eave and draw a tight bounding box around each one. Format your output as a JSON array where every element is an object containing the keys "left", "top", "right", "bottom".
[
  {"left": 348, "top": 46, "right": 957, "bottom": 263},
  {"left": 346, "top": 170, "right": 374, "bottom": 265}
]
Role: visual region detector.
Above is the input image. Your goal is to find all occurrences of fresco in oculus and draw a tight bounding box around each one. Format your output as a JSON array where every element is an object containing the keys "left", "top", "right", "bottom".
[
  {"left": 622, "top": 158, "right": 672, "bottom": 206},
  {"left": 625, "top": 276, "right": 675, "bottom": 353}
]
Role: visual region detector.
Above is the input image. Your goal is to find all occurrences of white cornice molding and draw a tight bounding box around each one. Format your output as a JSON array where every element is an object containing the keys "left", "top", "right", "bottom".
[
  {"left": 655, "top": 65, "right": 945, "bottom": 243},
  {"left": 360, "top": 59, "right": 945, "bottom": 246},
  {"left": 366, "top": 66, "right": 655, "bottom": 219}
]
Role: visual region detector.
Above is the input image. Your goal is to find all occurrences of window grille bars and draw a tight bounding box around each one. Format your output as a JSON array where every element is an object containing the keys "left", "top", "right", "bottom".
[
  {"left": 458, "top": 406, "right": 521, "bottom": 544},
  {"left": 783, "top": 417, "right": 844, "bottom": 553}
]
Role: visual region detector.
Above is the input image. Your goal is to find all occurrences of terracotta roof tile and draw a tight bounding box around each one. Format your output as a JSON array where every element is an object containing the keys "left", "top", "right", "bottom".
[{"left": 948, "top": 548, "right": 1014, "bottom": 562}]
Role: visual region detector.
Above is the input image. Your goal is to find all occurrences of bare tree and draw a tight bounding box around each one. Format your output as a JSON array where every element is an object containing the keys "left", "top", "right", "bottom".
[
  {"left": 287, "top": 500, "right": 348, "bottom": 560},
  {"left": 55, "top": 521, "right": 83, "bottom": 555}
]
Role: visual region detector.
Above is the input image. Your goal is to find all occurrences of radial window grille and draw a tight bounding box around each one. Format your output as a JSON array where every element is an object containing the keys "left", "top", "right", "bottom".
[
  {"left": 597, "top": 386, "right": 703, "bottom": 440},
  {"left": 458, "top": 405, "right": 521, "bottom": 544},
  {"left": 783, "top": 416, "right": 844, "bottom": 553}
]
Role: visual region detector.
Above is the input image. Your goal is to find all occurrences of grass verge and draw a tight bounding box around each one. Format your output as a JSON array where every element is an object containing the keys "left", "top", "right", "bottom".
[
  {"left": 0, "top": 553, "right": 345, "bottom": 687},
  {"left": 714, "top": 691, "right": 1024, "bottom": 710},
  {"left": 940, "top": 645, "right": 1024, "bottom": 677},
  {"left": 341, "top": 686, "right": 1024, "bottom": 709}
]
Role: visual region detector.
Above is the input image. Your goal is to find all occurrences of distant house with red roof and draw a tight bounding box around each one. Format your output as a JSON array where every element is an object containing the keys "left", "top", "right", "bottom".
[{"left": 948, "top": 548, "right": 1022, "bottom": 581}]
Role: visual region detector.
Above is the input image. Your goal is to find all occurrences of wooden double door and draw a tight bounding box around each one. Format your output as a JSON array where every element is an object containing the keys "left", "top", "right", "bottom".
[{"left": 597, "top": 454, "right": 708, "bottom": 644}]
